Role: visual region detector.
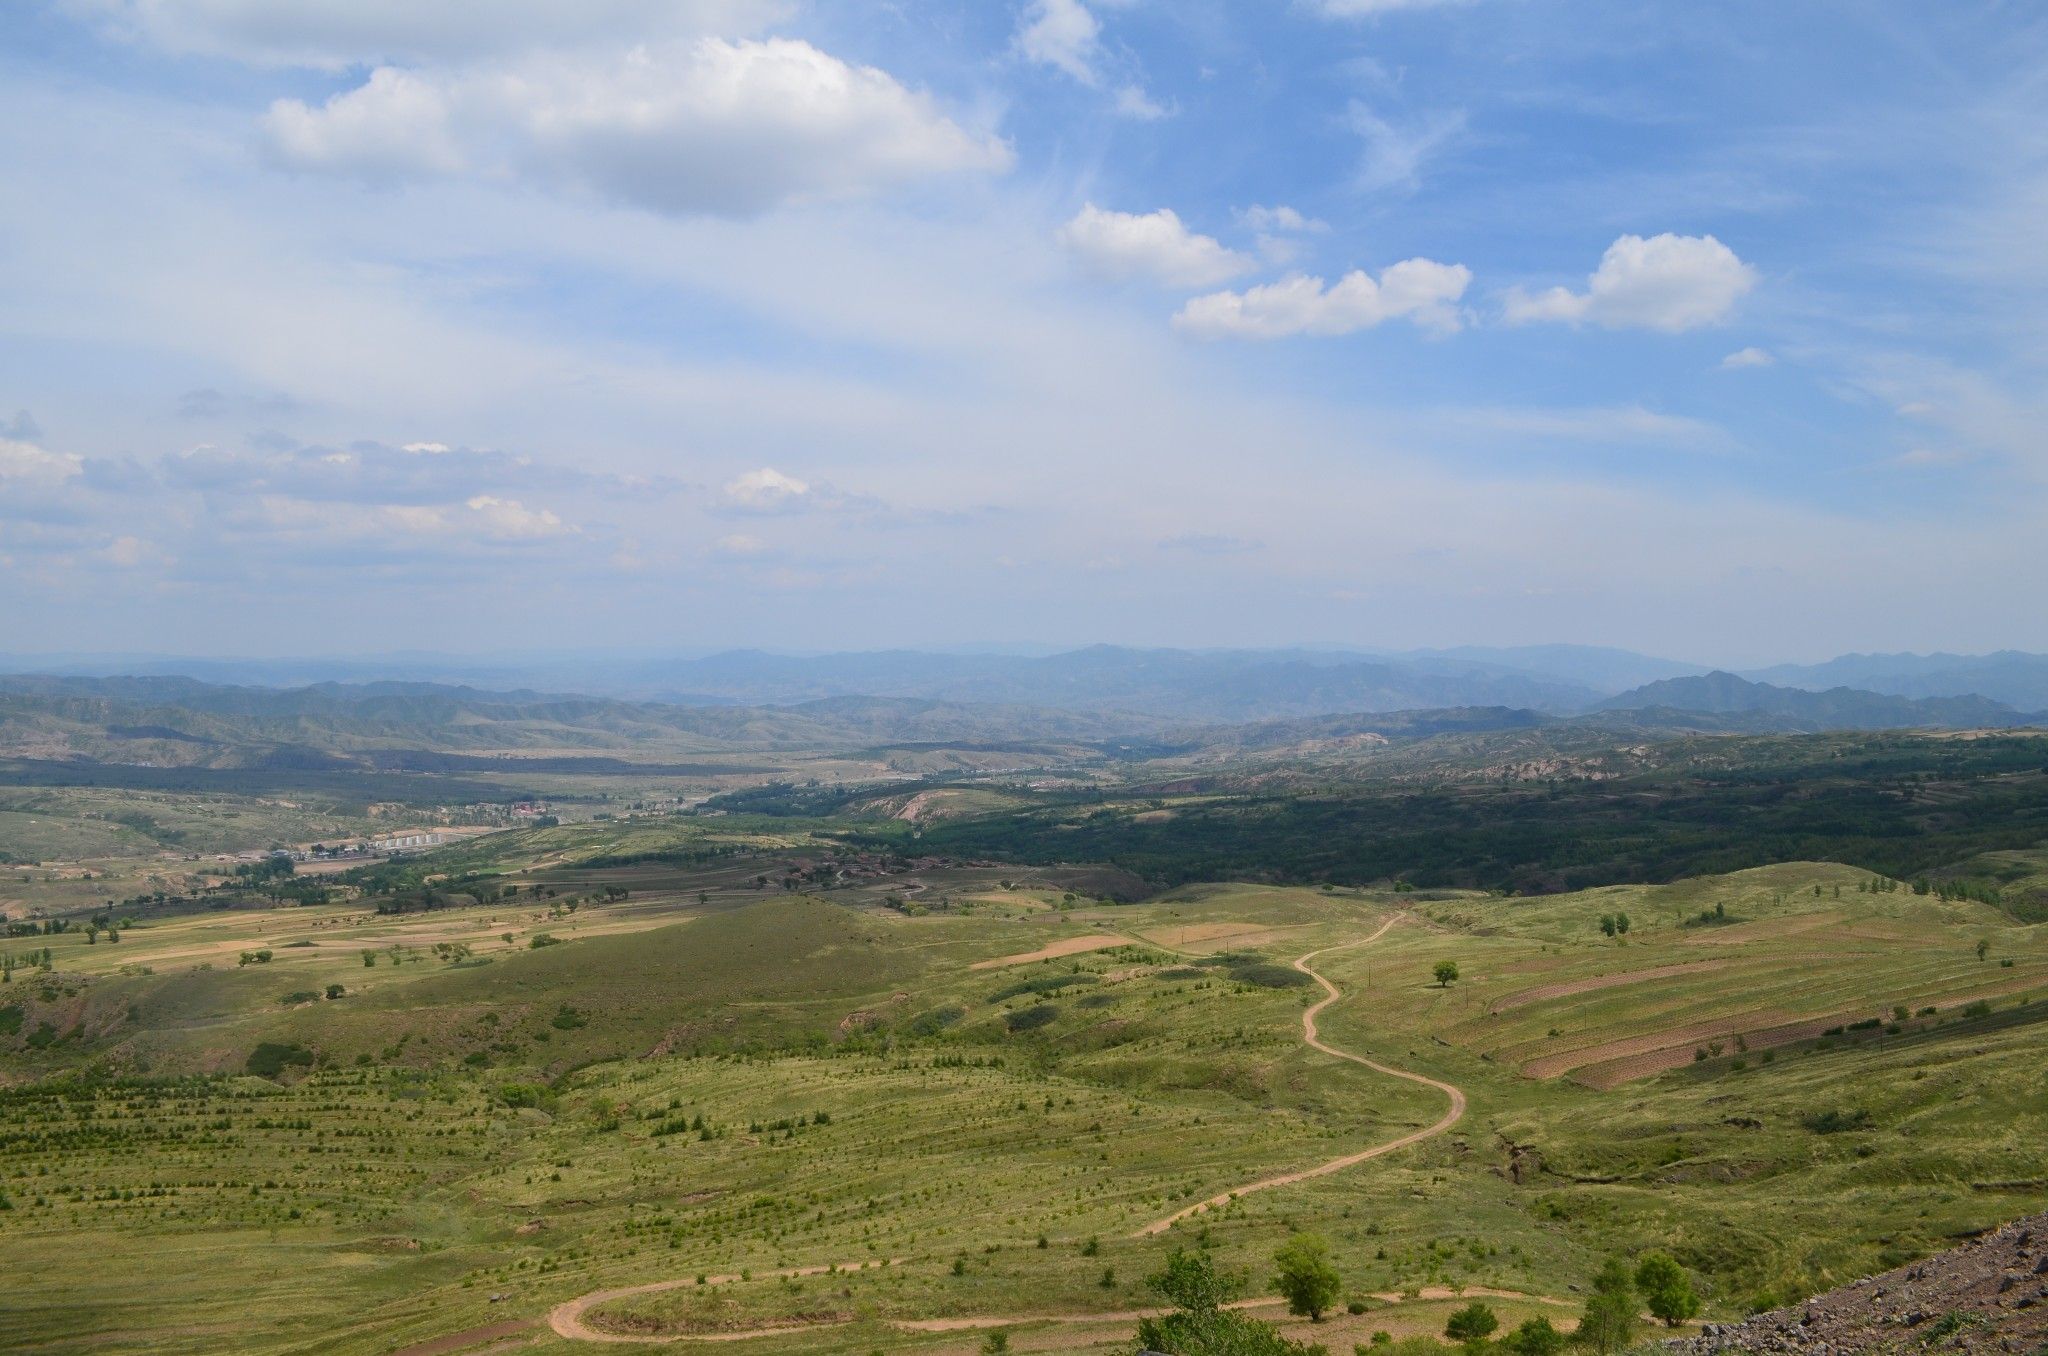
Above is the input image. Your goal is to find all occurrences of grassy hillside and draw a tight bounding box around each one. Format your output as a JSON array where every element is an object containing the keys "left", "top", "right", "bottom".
[{"left": 2, "top": 851, "right": 2043, "bottom": 1353}]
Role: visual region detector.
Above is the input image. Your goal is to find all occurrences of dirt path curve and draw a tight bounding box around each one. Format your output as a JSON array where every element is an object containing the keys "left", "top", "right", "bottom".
[
  {"left": 545, "top": 913, "right": 1470, "bottom": 1344},
  {"left": 1136, "top": 914, "right": 1467, "bottom": 1237},
  {"left": 547, "top": 1259, "right": 903, "bottom": 1344}
]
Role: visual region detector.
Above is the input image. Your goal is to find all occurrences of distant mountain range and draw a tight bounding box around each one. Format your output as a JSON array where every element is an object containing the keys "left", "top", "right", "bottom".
[
  {"left": 1594, "top": 672, "right": 2044, "bottom": 732},
  {"left": 0, "top": 676, "right": 1173, "bottom": 768},
  {"left": 1742, "top": 651, "right": 2048, "bottom": 711},
  {"left": 2, "top": 646, "right": 2047, "bottom": 739}
]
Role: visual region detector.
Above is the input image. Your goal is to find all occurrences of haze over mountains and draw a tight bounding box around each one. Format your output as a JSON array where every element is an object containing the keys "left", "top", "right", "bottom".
[
  {"left": 0, "top": 645, "right": 2044, "bottom": 771},
  {"left": 9, "top": 644, "right": 2048, "bottom": 714}
]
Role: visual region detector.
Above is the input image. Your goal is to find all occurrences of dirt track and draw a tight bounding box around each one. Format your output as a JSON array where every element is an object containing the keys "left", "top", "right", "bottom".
[
  {"left": 542, "top": 913, "right": 1472, "bottom": 1344},
  {"left": 1136, "top": 916, "right": 1467, "bottom": 1236},
  {"left": 547, "top": 1259, "right": 902, "bottom": 1344}
]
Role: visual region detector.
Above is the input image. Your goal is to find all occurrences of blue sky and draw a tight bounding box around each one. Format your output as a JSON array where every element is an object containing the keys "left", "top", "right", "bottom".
[{"left": 1, "top": 1, "right": 2044, "bottom": 664}]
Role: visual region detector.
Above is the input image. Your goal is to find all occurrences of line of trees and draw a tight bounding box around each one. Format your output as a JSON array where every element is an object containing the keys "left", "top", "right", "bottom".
[{"left": 1133, "top": 1234, "right": 1701, "bottom": 1355}]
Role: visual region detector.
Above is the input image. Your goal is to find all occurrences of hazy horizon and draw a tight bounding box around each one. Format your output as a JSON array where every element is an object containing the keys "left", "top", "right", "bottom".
[{"left": 4, "top": 639, "right": 2048, "bottom": 671}]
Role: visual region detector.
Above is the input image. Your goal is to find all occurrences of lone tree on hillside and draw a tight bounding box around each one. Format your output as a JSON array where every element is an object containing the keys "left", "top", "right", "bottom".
[
  {"left": 1272, "top": 1232, "right": 1342, "bottom": 1322},
  {"left": 1136, "top": 1248, "right": 1321, "bottom": 1355},
  {"left": 1576, "top": 1258, "right": 1639, "bottom": 1354},
  {"left": 1433, "top": 960, "right": 1460, "bottom": 988},
  {"left": 1635, "top": 1253, "right": 1701, "bottom": 1327},
  {"left": 1445, "top": 1301, "right": 1499, "bottom": 1349},
  {"left": 1501, "top": 1315, "right": 1565, "bottom": 1355}
]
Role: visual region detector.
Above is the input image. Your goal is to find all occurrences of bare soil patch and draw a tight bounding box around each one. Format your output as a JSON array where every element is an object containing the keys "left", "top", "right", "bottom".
[
  {"left": 1571, "top": 978, "right": 2048, "bottom": 1088},
  {"left": 968, "top": 934, "right": 1135, "bottom": 969},
  {"left": 1489, "top": 960, "right": 1734, "bottom": 1014},
  {"left": 1677, "top": 911, "right": 1845, "bottom": 946},
  {"left": 1519, "top": 1011, "right": 1797, "bottom": 1080},
  {"left": 390, "top": 1320, "right": 534, "bottom": 1356}
]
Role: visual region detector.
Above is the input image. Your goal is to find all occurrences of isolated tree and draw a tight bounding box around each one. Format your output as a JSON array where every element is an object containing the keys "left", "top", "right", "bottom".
[
  {"left": 1152, "top": 1246, "right": 1234, "bottom": 1313},
  {"left": 1433, "top": 960, "right": 1460, "bottom": 988},
  {"left": 1501, "top": 1315, "right": 1565, "bottom": 1355},
  {"left": 1976, "top": 938, "right": 1991, "bottom": 961},
  {"left": 1137, "top": 1247, "right": 1321, "bottom": 1356},
  {"left": 1444, "top": 1301, "right": 1499, "bottom": 1348},
  {"left": 1599, "top": 914, "right": 1618, "bottom": 937},
  {"left": 1635, "top": 1253, "right": 1701, "bottom": 1327},
  {"left": 1577, "top": 1259, "right": 1638, "bottom": 1354},
  {"left": 1614, "top": 912, "right": 1631, "bottom": 934},
  {"left": 1272, "top": 1232, "right": 1342, "bottom": 1322}
]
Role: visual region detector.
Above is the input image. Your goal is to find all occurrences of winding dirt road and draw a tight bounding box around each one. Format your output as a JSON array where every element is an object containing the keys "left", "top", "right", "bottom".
[
  {"left": 549, "top": 1260, "right": 904, "bottom": 1344},
  {"left": 545, "top": 912, "right": 1470, "bottom": 1344},
  {"left": 1136, "top": 915, "right": 1466, "bottom": 1236}
]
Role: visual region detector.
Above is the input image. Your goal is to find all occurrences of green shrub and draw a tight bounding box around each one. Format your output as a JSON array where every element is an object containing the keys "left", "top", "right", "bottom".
[
  {"left": 1230, "top": 962, "right": 1312, "bottom": 989},
  {"left": 500, "top": 1082, "right": 555, "bottom": 1110},
  {"left": 1004, "top": 1005, "right": 1059, "bottom": 1032},
  {"left": 988, "top": 973, "right": 1098, "bottom": 1002},
  {"left": 1803, "top": 1108, "right": 1872, "bottom": 1134},
  {"left": 245, "top": 1042, "right": 315, "bottom": 1078},
  {"left": 906, "top": 1005, "right": 965, "bottom": 1037}
]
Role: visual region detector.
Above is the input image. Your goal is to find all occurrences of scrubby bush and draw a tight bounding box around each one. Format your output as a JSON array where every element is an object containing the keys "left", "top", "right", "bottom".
[
  {"left": 1230, "top": 962, "right": 1313, "bottom": 989},
  {"left": 1444, "top": 1301, "right": 1498, "bottom": 1348},
  {"left": 988, "top": 973, "right": 1099, "bottom": 1002},
  {"left": 1803, "top": 1108, "right": 1872, "bottom": 1134},
  {"left": 906, "top": 1005, "right": 966, "bottom": 1037},
  {"left": 1004, "top": 1005, "right": 1058, "bottom": 1033},
  {"left": 245, "top": 1042, "right": 314, "bottom": 1078}
]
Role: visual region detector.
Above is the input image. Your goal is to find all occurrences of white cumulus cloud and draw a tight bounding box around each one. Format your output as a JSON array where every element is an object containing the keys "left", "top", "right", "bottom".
[
  {"left": 1505, "top": 233, "right": 1757, "bottom": 332},
  {"left": 1238, "top": 205, "right": 1325, "bottom": 234},
  {"left": 1058, "top": 204, "right": 1253, "bottom": 288},
  {"left": 0, "top": 437, "right": 85, "bottom": 485},
  {"left": 1015, "top": 0, "right": 1103, "bottom": 84},
  {"left": 262, "top": 38, "right": 1012, "bottom": 216},
  {"left": 463, "top": 495, "right": 568, "bottom": 538},
  {"left": 1174, "top": 259, "right": 1472, "bottom": 339},
  {"left": 1113, "top": 85, "right": 1171, "bottom": 121},
  {"left": 1719, "top": 346, "right": 1774, "bottom": 369},
  {"left": 723, "top": 467, "right": 811, "bottom": 510}
]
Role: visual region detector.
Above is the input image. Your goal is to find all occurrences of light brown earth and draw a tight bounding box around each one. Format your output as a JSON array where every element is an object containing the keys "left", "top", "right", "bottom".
[
  {"left": 1137, "top": 921, "right": 1310, "bottom": 952},
  {"left": 547, "top": 1259, "right": 902, "bottom": 1344},
  {"left": 968, "top": 934, "right": 1136, "bottom": 969},
  {"left": 1487, "top": 959, "right": 1735, "bottom": 1014},
  {"left": 1569, "top": 978, "right": 2048, "bottom": 1089},
  {"left": 1675, "top": 911, "right": 1844, "bottom": 946},
  {"left": 1520, "top": 1012, "right": 1798, "bottom": 1080}
]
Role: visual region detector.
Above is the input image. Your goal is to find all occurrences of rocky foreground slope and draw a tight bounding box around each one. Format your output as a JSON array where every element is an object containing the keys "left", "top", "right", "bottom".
[{"left": 1669, "top": 1210, "right": 2048, "bottom": 1352}]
